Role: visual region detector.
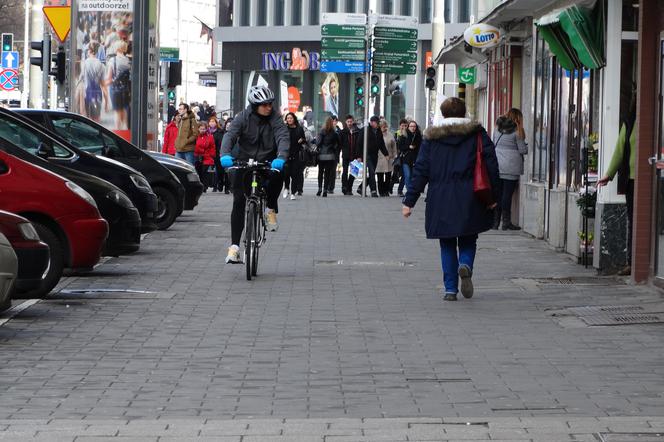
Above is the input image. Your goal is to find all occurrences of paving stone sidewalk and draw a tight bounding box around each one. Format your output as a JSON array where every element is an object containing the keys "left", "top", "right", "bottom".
[{"left": 0, "top": 188, "right": 663, "bottom": 440}]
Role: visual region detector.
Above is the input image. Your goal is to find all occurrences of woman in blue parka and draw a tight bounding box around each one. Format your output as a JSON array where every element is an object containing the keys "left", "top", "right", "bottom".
[{"left": 402, "top": 98, "right": 500, "bottom": 301}]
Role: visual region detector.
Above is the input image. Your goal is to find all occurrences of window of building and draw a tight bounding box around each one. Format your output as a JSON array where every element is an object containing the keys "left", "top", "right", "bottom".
[
  {"left": 363, "top": 0, "right": 369, "bottom": 14},
  {"left": 292, "top": 0, "right": 302, "bottom": 24},
  {"left": 310, "top": 0, "right": 320, "bottom": 24},
  {"left": 420, "top": 0, "right": 432, "bottom": 23},
  {"left": 345, "top": 0, "right": 355, "bottom": 13},
  {"left": 458, "top": 0, "right": 470, "bottom": 22},
  {"left": 327, "top": 0, "right": 338, "bottom": 12},
  {"left": 257, "top": 0, "right": 267, "bottom": 25},
  {"left": 532, "top": 32, "right": 552, "bottom": 183},
  {"left": 382, "top": 0, "right": 393, "bottom": 14},
  {"left": 241, "top": 0, "right": 250, "bottom": 26},
  {"left": 400, "top": 0, "right": 411, "bottom": 16},
  {"left": 275, "top": 0, "right": 285, "bottom": 25}
]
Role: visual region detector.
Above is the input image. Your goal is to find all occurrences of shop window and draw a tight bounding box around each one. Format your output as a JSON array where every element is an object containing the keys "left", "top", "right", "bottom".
[
  {"left": 310, "top": 0, "right": 320, "bottom": 24},
  {"left": 401, "top": 0, "right": 411, "bottom": 16},
  {"left": 382, "top": 0, "right": 393, "bottom": 14},
  {"left": 459, "top": 0, "right": 471, "bottom": 23},
  {"left": 622, "top": 0, "right": 638, "bottom": 32},
  {"left": 420, "top": 0, "right": 432, "bottom": 23},
  {"left": 327, "top": 0, "right": 338, "bottom": 13},
  {"left": 241, "top": 0, "right": 250, "bottom": 26},
  {"left": 292, "top": 0, "right": 302, "bottom": 25},
  {"left": 345, "top": 0, "right": 355, "bottom": 13},
  {"left": 532, "top": 33, "right": 552, "bottom": 183},
  {"left": 275, "top": 0, "right": 285, "bottom": 26},
  {"left": 257, "top": 0, "right": 267, "bottom": 26}
]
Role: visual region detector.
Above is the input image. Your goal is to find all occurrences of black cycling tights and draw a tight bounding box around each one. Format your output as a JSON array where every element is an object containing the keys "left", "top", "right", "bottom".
[{"left": 230, "top": 169, "right": 283, "bottom": 246}]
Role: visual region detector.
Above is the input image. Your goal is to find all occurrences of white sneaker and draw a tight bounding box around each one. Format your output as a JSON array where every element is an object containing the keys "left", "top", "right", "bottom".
[
  {"left": 266, "top": 210, "right": 278, "bottom": 232},
  {"left": 282, "top": 189, "right": 289, "bottom": 199},
  {"left": 290, "top": 194, "right": 297, "bottom": 200},
  {"left": 225, "top": 245, "right": 242, "bottom": 264}
]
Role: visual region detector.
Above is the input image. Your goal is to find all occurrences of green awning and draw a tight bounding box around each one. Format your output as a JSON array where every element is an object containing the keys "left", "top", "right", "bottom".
[{"left": 536, "top": 5, "right": 605, "bottom": 70}]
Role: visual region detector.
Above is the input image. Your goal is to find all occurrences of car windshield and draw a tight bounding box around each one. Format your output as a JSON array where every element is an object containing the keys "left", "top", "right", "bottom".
[{"left": 50, "top": 117, "right": 105, "bottom": 155}]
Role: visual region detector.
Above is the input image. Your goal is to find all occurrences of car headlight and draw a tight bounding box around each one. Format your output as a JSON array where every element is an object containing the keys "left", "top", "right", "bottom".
[
  {"left": 130, "top": 174, "right": 152, "bottom": 192},
  {"left": 18, "top": 222, "right": 40, "bottom": 241},
  {"left": 187, "top": 172, "right": 201, "bottom": 183},
  {"left": 65, "top": 181, "right": 98, "bottom": 209},
  {"left": 106, "top": 190, "right": 135, "bottom": 209}
]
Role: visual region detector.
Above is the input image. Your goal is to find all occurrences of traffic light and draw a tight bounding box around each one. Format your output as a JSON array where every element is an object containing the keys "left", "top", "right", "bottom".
[
  {"left": 354, "top": 77, "right": 364, "bottom": 107},
  {"left": 2, "top": 33, "right": 13, "bottom": 52},
  {"left": 30, "top": 39, "right": 51, "bottom": 73},
  {"left": 52, "top": 46, "right": 66, "bottom": 84},
  {"left": 370, "top": 74, "right": 380, "bottom": 97},
  {"left": 167, "top": 90, "right": 176, "bottom": 101},
  {"left": 167, "top": 60, "right": 182, "bottom": 88},
  {"left": 425, "top": 66, "right": 436, "bottom": 90}
]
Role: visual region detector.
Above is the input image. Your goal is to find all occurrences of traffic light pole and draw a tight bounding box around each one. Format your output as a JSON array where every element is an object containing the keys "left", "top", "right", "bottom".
[
  {"left": 41, "top": 31, "right": 50, "bottom": 109},
  {"left": 361, "top": 17, "right": 372, "bottom": 198}
]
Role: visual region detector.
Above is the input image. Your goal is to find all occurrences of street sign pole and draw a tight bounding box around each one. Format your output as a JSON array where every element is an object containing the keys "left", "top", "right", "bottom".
[
  {"left": 162, "top": 63, "right": 169, "bottom": 125},
  {"left": 41, "top": 30, "right": 49, "bottom": 109},
  {"left": 362, "top": 19, "right": 371, "bottom": 198}
]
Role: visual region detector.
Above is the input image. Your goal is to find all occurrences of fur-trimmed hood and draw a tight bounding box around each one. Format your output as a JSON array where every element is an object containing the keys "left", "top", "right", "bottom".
[
  {"left": 496, "top": 116, "right": 516, "bottom": 134},
  {"left": 423, "top": 118, "right": 483, "bottom": 141}
]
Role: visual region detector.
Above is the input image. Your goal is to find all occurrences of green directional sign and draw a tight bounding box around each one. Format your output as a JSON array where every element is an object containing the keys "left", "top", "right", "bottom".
[
  {"left": 373, "top": 51, "right": 417, "bottom": 63},
  {"left": 321, "top": 48, "right": 365, "bottom": 61},
  {"left": 159, "top": 47, "right": 179, "bottom": 61},
  {"left": 373, "top": 38, "right": 417, "bottom": 52},
  {"left": 458, "top": 67, "right": 476, "bottom": 84},
  {"left": 321, "top": 37, "right": 366, "bottom": 49},
  {"left": 374, "top": 27, "right": 418, "bottom": 40},
  {"left": 321, "top": 24, "right": 366, "bottom": 37},
  {"left": 373, "top": 62, "right": 417, "bottom": 75}
]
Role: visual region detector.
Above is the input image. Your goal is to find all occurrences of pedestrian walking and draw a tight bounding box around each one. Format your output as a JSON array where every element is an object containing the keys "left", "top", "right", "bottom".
[
  {"left": 357, "top": 116, "right": 389, "bottom": 197},
  {"left": 283, "top": 112, "right": 306, "bottom": 200},
  {"left": 195, "top": 121, "right": 216, "bottom": 192},
  {"left": 392, "top": 119, "right": 408, "bottom": 195},
  {"left": 402, "top": 97, "right": 500, "bottom": 301},
  {"left": 316, "top": 117, "right": 340, "bottom": 198},
  {"left": 208, "top": 116, "right": 224, "bottom": 192},
  {"left": 492, "top": 108, "right": 528, "bottom": 230},
  {"left": 162, "top": 114, "right": 180, "bottom": 155},
  {"left": 174, "top": 103, "right": 198, "bottom": 165},
  {"left": 397, "top": 120, "right": 422, "bottom": 196},
  {"left": 377, "top": 120, "right": 397, "bottom": 197},
  {"left": 340, "top": 115, "right": 362, "bottom": 195}
]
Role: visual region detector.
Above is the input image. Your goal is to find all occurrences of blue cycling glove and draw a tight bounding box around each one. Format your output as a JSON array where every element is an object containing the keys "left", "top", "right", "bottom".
[
  {"left": 271, "top": 158, "right": 285, "bottom": 171},
  {"left": 220, "top": 155, "right": 234, "bottom": 168}
]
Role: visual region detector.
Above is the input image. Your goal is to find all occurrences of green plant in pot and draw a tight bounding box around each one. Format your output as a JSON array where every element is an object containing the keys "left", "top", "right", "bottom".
[{"left": 577, "top": 186, "right": 597, "bottom": 218}]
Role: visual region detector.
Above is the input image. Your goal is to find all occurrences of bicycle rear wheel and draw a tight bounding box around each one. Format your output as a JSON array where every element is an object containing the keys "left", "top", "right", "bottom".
[{"left": 245, "top": 201, "right": 257, "bottom": 280}]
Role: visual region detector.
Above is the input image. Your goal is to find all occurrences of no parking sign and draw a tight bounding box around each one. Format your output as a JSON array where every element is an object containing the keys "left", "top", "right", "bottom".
[{"left": 0, "top": 69, "right": 18, "bottom": 91}]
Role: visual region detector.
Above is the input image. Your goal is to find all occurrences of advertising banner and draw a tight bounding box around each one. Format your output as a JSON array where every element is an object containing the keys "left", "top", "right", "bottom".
[{"left": 79, "top": 0, "right": 133, "bottom": 12}]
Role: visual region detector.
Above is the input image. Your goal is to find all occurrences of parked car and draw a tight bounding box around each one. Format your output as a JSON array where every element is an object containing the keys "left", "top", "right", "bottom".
[
  {"left": 0, "top": 231, "right": 17, "bottom": 312},
  {"left": 0, "top": 149, "right": 108, "bottom": 297},
  {"left": 148, "top": 151, "right": 204, "bottom": 211},
  {"left": 0, "top": 140, "right": 141, "bottom": 256},
  {"left": 0, "top": 108, "right": 158, "bottom": 232},
  {"left": 17, "top": 109, "right": 189, "bottom": 229},
  {"left": 0, "top": 211, "right": 49, "bottom": 296}
]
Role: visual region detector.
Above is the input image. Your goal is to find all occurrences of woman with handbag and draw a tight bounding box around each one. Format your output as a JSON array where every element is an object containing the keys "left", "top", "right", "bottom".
[
  {"left": 316, "top": 117, "right": 340, "bottom": 197},
  {"left": 377, "top": 120, "right": 398, "bottom": 196},
  {"left": 402, "top": 98, "right": 499, "bottom": 302},
  {"left": 397, "top": 120, "right": 422, "bottom": 196},
  {"left": 492, "top": 108, "right": 528, "bottom": 230},
  {"left": 283, "top": 112, "right": 307, "bottom": 200}
]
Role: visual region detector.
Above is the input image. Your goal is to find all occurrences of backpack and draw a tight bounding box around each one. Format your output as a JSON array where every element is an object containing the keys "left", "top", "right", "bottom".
[{"left": 112, "top": 57, "right": 131, "bottom": 92}]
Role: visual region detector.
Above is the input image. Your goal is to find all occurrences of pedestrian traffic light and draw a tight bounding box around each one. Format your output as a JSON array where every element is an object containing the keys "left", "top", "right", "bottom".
[
  {"left": 2, "top": 33, "right": 13, "bottom": 52},
  {"left": 167, "top": 60, "right": 182, "bottom": 88},
  {"left": 354, "top": 77, "right": 364, "bottom": 107},
  {"left": 370, "top": 74, "right": 380, "bottom": 97},
  {"left": 30, "top": 39, "right": 51, "bottom": 73},
  {"left": 167, "top": 90, "right": 176, "bottom": 101},
  {"left": 52, "top": 46, "right": 66, "bottom": 85},
  {"left": 426, "top": 66, "right": 436, "bottom": 90}
]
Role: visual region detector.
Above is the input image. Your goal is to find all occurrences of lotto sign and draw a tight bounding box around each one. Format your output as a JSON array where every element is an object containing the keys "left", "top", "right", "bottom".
[
  {"left": 463, "top": 24, "right": 501, "bottom": 49},
  {"left": 0, "top": 69, "right": 18, "bottom": 91}
]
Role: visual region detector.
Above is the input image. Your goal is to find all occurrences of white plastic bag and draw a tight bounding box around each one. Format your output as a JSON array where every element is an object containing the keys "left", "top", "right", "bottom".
[{"left": 349, "top": 159, "right": 364, "bottom": 179}]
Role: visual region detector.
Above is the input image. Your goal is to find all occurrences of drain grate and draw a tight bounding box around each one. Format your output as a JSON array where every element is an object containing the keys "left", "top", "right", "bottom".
[
  {"left": 567, "top": 304, "right": 664, "bottom": 316},
  {"left": 51, "top": 289, "right": 175, "bottom": 300},
  {"left": 597, "top": 433, "right": 664, "bottom": 442},
  {"left": 581, "top": 313, "right": 664, "bottom": 326},
  {"left": 405, "top": 378, "right": 472, "bottom": 383},
  {"left": 533, "top": 276, "right": 624, "bottom": 285}
]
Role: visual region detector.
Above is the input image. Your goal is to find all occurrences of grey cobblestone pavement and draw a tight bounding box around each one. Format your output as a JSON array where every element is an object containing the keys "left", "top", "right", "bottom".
[{"left": 1, "top": 185, "right": 663, "bottom": 441}]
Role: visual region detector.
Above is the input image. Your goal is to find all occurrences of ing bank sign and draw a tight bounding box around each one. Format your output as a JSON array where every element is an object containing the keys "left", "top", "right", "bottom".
[{"left": 262, "top": 47, "right": 321, "bottom": 71}]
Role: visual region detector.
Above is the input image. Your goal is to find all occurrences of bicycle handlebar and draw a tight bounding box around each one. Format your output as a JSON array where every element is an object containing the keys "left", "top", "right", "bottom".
[{"left": 228, "top": 159, "right": 279, "bottom": 171}]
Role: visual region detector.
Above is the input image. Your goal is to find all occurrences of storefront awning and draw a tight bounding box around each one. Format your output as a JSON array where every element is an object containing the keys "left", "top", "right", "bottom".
[
  {"left": 436, "top": 36, "right": 487, "bottom": 66},
  {"left": 535, "top": 5, "right": 604, "bottom": 70}
]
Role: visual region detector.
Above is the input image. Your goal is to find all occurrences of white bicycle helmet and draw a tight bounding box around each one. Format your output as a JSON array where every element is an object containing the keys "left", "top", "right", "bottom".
[{"left": 248, "top": 85, "right": 275, "bottom": 105}]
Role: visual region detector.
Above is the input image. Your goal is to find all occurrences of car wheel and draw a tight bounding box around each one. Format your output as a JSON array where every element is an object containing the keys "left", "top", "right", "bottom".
[
  {"left": 21, "top": 222, "right": 64, "bottom": 298},
  {"left": 153, "top": 186, "right": 178, "bottom": 230}
]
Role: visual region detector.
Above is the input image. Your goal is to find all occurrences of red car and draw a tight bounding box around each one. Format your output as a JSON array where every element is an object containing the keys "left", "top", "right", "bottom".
[
  {"left": 0, "top": 210, "right": 50, "bottom": 300},
  {"left": 0, "top": 150, "right": 108, "bottom": 297}
]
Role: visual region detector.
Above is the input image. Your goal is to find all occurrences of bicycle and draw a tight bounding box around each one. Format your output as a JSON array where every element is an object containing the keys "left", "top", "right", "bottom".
[{"left": 228, "top": 159, "right": 275, "bottom": 280}]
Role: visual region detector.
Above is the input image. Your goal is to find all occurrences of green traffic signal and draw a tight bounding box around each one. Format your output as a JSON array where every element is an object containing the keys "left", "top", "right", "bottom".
[
  {"left": 356, "top": 86, "right": 364, "bottom": 95},
  {"left": 371, "top": 84, "right": 379, "bottom": 94},
  {"left": 168, "top": 90, "right": 176, "bottom": 100}
]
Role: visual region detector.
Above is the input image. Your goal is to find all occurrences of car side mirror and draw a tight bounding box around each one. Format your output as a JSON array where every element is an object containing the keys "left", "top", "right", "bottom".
[
  {"left": 36, "top": 142, "right": 55, "bottom": 159},
  {"left": 0, "top": 159, "right": 8, "bottom": 175}
]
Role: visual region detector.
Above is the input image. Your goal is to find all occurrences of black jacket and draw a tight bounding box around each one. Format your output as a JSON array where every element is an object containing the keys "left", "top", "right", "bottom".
[
  {"left": 397, "top": 130, "right": 422, "bottom": 166},
  {"left": 360, "top": 126, "right": 388, "bottom": 164},
  {"left": 221, "top": 105, "right": 290, "bottom": 162},
  {"left": 210, "top": 129, "right": 224, "bottom": 159},
  {"left": 287, "top": 125, "right": 306, "bottom": 161},
  {"left": 316, "top": 129, "right": 340, "bottom": 161},
  {"left": 340, "top": 125, "right": 361, "bottom": 161}
]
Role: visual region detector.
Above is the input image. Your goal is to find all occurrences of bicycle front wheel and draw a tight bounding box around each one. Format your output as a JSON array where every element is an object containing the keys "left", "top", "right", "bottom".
[
  {"left": 245, "top": 201, "right": 257, "bottom": 281},
  {"left": 251, "top": 208, "right": 260, "bottom": 276}
]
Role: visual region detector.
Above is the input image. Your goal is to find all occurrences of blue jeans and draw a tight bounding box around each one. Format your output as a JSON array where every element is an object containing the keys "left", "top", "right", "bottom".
[
  {"left": 399, "top": 163, "right": 412, "bottom": 194},
  {"left": 176, "top": 151, "right": 195, "bottom": 166},
  {"left": 439, "top": 235, "right": 478, "bottom": 294}
]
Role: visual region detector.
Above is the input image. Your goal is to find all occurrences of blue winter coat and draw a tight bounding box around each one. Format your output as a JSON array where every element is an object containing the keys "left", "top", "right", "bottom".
[{"left": 403, "top": 119, "right": 500, "bottom": 239}]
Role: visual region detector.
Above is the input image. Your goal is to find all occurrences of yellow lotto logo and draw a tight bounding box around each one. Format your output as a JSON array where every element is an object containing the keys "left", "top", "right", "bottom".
[{"left": 463, "top": 24, "right": 501, "bottom": 48}]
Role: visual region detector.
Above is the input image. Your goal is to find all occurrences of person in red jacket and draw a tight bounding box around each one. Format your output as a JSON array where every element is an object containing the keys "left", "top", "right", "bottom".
[
  {"left": 195, "top": 121, "right": 216, "bottom": 191},
  {"left": 162, "top": 114, "right": 180, "bottom": 155}
]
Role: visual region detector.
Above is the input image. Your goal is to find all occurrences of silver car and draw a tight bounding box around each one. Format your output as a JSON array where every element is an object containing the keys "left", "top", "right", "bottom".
[{"left": 0, "top": 231, "right": 18, "bottom": 312}]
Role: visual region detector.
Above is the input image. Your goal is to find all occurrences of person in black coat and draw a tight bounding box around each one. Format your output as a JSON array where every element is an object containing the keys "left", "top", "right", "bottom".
[
  {"left": 208, "top": 116, "right": 224, "bottom": 192},
  {"left": 283, "top": 112, "right": 307, "bottom": 200},
  {"left": 316, "top": 116, "right": 340, "bottom": 197},
  {"left": 396, "top": 120, "right": 422, "bottom": 196},
  {"left": 339, "top": 114, "right": 362, "bottom": 195},
  {"left": 357, "top": 115, "right": 388, "bottom": 197},
  {"left": 402, "top": 98, "right": 499, "bottom": 302}
]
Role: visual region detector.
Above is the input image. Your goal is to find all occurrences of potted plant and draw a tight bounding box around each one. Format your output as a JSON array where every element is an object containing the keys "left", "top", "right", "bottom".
[
  {"left": 577, "top": 186, "right": 596, "bottom": 218},
  {"left": 578, "top": 230, "right": 594, "bottom": 265}
]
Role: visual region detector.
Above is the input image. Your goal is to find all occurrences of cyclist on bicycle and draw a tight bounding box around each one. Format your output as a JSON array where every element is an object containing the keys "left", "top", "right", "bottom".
[{"left": 220, "top": 85, "right": 290, "bottom": 264}]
